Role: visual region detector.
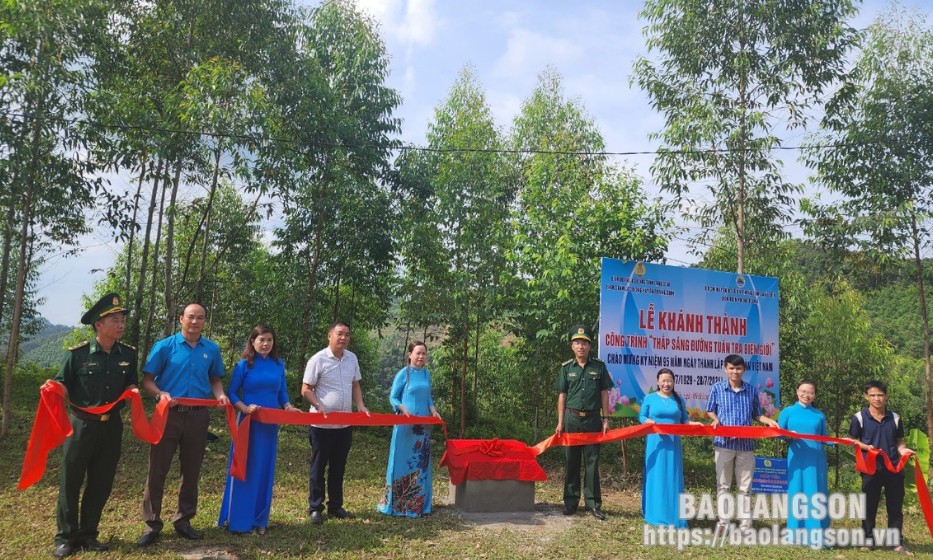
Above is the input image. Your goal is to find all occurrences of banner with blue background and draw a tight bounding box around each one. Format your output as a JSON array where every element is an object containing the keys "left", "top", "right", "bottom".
[{"left": 598, "top": 259, "right": 780, "bottom": 419}]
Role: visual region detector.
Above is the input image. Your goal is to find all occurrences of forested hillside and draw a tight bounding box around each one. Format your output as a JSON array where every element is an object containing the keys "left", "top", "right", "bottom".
[{"left": 2, "top": 1, "right": 931, "bottom": 446}]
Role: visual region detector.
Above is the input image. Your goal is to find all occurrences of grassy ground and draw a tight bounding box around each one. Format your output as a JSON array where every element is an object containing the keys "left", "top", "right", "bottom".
[{"left": 2, "top": 366, "right": 931, "bottom": 559}]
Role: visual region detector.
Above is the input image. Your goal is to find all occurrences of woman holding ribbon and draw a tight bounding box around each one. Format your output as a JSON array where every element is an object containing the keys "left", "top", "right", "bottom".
[
  {"left": 778, "top": 380, "right": 829, "bottom": 546},
  {"left": 639, "top": 368, "right": 697, "bottom": 527},
  {"left": 377, "top": 341, "right": 442, "bottom": 517},
  {"left": 218, "top": 325, "right": 299, "bottom": 534}
]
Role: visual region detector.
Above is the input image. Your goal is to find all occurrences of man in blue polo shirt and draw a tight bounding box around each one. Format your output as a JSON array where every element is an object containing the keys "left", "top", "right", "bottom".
[
  {"left": 706, "top": 354, "right": 777, "bottom": 530},
  {"left": 137, "top": 303, "right": 228, "bottom": 547},
  {"left": 848, "top": 380, "right": 913, "bottom": 555}
]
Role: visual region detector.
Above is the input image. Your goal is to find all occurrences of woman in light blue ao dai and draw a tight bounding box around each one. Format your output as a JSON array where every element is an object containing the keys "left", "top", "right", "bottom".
[
  {"left": 778, "top": 380, "right": 830, "bottom": 547},
  {"left": 377, "top": 341, "right": 443, "bottom": 517},
  {"left": 640, "top": 368, "right": 699, "bottom": 527}
]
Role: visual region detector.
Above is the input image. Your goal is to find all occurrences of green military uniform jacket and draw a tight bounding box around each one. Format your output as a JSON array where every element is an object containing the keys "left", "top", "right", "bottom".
[
  {"left": 555, "top": 357, "right": 613, "bottom": 412},
  {"left": 53, "top": 338, "right": 138, "bottom": 546},
  {"left": 54, "top": 339, "right": 138, "bottom": 409}
]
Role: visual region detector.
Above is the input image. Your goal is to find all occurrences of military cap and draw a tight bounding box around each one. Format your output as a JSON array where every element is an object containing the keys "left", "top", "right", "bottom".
[
  {"left": 81, "top": 293, "right": 129, "bottom": 325},
  {"left": 569, "top": 324, "right": 593, "bottom": 343}
]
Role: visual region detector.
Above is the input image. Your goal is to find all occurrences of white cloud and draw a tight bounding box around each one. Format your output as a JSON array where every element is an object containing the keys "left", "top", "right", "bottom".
[
  {"left": 399, "top": 0, "right": 439, "bottom": 45},
  {"left": 358, "top": 0, "right": 440, "bottom": 47},
  {"left": 493, "top": 28, "right": 584, "bottom": 78}
]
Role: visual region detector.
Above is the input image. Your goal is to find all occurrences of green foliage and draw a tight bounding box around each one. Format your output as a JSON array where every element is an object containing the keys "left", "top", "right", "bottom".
[
  {"left": 508, "top": 70, "right": 669, "bottom": 426},
  {"left": 633, "top": 0, "right": 859, "bottom": 270},
  {"left": 905, "top": 428, "right": 930, "bottom": 490},
  {"left": 393, "top": 67, "right": 513, "bottom": 436},
  {"left": 801, "top": 281, "right": 893, "bottom": 435},
  {"left": 18, "top": 331, "right": 71, "bottom": 371},
  {"left": 804, "top": 4, "right": 933, "bottom": 443},
  {"left": 864, "top": 283, "right": 933, "bottom": 359}
]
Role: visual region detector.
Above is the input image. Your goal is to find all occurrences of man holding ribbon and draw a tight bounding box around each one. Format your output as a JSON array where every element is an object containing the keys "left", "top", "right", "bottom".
[
  {"left": 849, "top": 380, "right": 914, "bottom": 555},
  {"left": 302, "top": 320, "right": 370, "bottom": 525},
  {"left": 555, "top": 323, "right": 613, "bottom": 521},
  {"left": 706, "top": 353, "right": 778, "bottom": 532},
  {"left": 137, "top": 303, "right": 227, "bottom": 547},
  {"left": 52, "top": 293, "right": 137, "bottom": 558}
]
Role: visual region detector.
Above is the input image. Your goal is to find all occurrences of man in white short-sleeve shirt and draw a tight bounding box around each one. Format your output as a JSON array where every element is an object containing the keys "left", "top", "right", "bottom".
[{"left": 301, "top": 321, "right": 369, "bottom": 525}]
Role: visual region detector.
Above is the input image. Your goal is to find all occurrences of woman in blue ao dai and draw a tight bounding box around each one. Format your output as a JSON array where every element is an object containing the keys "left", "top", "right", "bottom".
[
  {"left": 378, "top": 341, "right": 443, "bottom": 517},
  {"left": 218, "top": 325, "right": 300, "bottom": 534},
  {"left": 639, "top": 368, "right": 698, "bottom": 527},
  {"left": 778, "top": 380, "right": 830, "bottom": 546}
]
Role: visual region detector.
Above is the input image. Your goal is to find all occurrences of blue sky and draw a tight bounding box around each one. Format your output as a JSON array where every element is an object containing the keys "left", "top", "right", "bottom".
[{"left": 36, "top": 0, "right": 907, "bottom": 326}]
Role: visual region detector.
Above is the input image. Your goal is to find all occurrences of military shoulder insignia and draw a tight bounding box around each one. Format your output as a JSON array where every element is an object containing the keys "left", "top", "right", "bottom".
[
  {"left": 591, "top": 358, "right": 604, "bottom": 363},
  {"left": 120, "top": 342, "right": 137, "bottom": 351},
  {"left": 562, "top": 358, "right": 573, "bottom": 366},
  {"left": 68, "top": 341, "right": 90, "bottom": 351}
]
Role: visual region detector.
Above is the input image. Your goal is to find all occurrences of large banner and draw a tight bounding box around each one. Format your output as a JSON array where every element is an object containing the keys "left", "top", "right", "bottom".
[{"left": 598, "top": 259, "right": 780, "bottom": 420}]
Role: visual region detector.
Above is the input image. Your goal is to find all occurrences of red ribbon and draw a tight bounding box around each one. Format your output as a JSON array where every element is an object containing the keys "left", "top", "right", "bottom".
[
  {"left": 18, "top": 381, "right": 933, "bottom": 540},
  {"left": 532, "top": 422, "right": 933, "bottom": 538},
  {"left": 18, "top": 381, "right": 227, "bottom": 489},
  {"left": 227, "top": 409, "right": 444, "bottom": 480},
  {"left": 17, "top": 381, "right": 442, "bottom": 487}
]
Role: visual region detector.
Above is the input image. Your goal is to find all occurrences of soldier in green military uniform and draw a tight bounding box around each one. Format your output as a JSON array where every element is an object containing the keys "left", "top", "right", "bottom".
[
  {"left": 52, "top": 293, "right": 138, "bottom": 558},
  {"left": 555, "top": 323, "right": 612, "bottom": 520}
]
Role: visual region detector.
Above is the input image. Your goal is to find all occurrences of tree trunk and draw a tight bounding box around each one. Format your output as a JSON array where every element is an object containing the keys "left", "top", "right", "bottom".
[
  {"left": 735, "top": 41, "right": 748, "bottom": 276},
  {"left": 460, "top": 336, "right": 468, "bottom": 437},
  {"left": 126, "top": 154, "right": 147, "bottom": 300},
  {"left": 2, "top": 92, "right": 43, "bottom": 438},
  {"left": 473, "top": 317, "right": 481, "bottom": 396},
  {"left": 298, "top": 217, "right": 324, "bottom": 359},
  {"left": 163, "top": 161, "right": 182, "bottom": 336},
  {"left": 910, "top": 217, "right": 933, "bottom": 446},
  {"left": 130, "top": 158, "right": 164, "bottom": 350},
  {"left": 194, "top": 147, "right": 222, "bottom": 302},
  {"left": 142, "top": 173, "right": 168, "bottom": 358},
  {"left": 0, "top": 200, "right": 16, "bottom": 333},
  {"left": 333, "top": 261, "right": 343, "bottom": 322}
]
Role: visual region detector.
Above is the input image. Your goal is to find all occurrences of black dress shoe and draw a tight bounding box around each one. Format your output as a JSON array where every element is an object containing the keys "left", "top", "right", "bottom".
[
  {"left": 589, "top": 508, "right": 606, "bottom": 521},
  {"left": 310, "top": 511, "right": 324, "bottom": 525},
  {"left": 328, "top": 507, "right": 355, "bottom": 519},
  {"left": 53, "top": 543, "right": 76, "bottom": 558},
  {"left": 137, "top": 531, "right": 159, "bottom": 547},
  {"left": 175, "top": 525, "right": 203, "bottom": 540},
  {"left": 82, "top": 538, "right": 109, "bottom": 552},
  {"left": 562, "top": 504, "right": 577, "bottom": 516}
]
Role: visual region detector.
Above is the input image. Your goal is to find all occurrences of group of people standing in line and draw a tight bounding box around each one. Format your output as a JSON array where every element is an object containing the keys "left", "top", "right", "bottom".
[
  {"left": 643, "top": 357, "right": 911, "bottom": 553},
  {"left": 557, "top": 324, "right": 914, "bottom": 553},
  {"left": 44, "top": 294, "right": 920, "bottom": 556},
  {"left": 49, "top": 294, "right": 441, "bottom": 558}
]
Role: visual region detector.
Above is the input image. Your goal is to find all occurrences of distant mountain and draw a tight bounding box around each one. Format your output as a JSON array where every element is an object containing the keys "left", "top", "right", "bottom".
[{"left": 18, "top": 318, "right": 73, "bottom": 369}]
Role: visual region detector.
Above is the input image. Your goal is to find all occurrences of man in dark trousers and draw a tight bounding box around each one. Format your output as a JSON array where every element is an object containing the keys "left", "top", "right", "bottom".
[
  {"left": 848, "top": 380, "right": 913, "bottom": 555},
  {"left": 137, "top": 303, "right": 227, "bottom": 547},
  {"left": 53, "top": 293, "right": 138, "bottom": 558},
  {"left": 555, "top": 324, "right": 612, "bottom": 520},
  {"left": 302, "top": 321, "right": 370, "bottom": 525}
]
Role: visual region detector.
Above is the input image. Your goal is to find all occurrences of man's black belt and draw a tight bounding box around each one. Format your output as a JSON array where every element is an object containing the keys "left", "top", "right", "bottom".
[
  {"left": 566, "top": 407, "right": 600, "bottom": 418},
  {"left": 70, "top": 408, "right": 112, "bottom": 422},
  {"left": 173, "top": 405, "right": 205, "bottom": 413}
]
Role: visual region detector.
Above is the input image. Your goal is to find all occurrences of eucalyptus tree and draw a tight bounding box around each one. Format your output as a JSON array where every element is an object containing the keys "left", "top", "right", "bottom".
[
  {"left": 509, "top": 69, "right": 668, "bottom": 438},
  {"left": 266, "top": 0, "right": 400, "bottom": 359},
  {"left": 89, "top": 0, "right": 293, "bottom": 347},
  {"left": 395, "top": 67, "right": 514, "bottom": 436},
  {"left": 802, "top": 281, "right": 892, "bottom": 484},
  {"left": 804, "top": 6, "right": 933, "bottom": 441},
  {"left": 632, "top": 0, "right": 860, "bottom": 273},
  {"left": 0, "top": 0, "right": 127, "bottom": 437}
]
